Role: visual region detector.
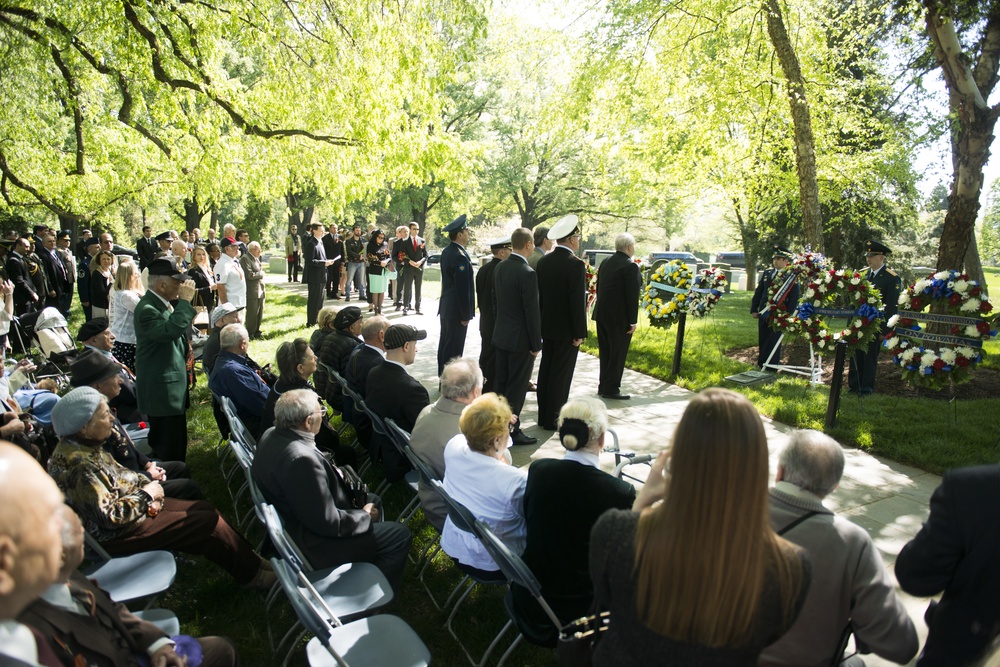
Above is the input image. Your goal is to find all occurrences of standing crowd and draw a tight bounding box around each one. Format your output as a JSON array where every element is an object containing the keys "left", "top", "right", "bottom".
[{"left": 0, "top": 217, "right": 995, "bottom": 667}]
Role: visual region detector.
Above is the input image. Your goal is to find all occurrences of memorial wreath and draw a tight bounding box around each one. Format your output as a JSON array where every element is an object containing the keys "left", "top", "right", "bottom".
[
  {"left": 794, "top": 268, "right": 885, "bottom": 353},
  {"left": 643, "top": 260, "right": 692, "bottom": 329},
  {"left": 765, "top": 250, "right": 829, "bottom": 337},
  {"left": 687, "top": 267, "right": 728, "bottom": 318},
  {"left": 884, "top": 270, "right": 996, "bottom": 389}
]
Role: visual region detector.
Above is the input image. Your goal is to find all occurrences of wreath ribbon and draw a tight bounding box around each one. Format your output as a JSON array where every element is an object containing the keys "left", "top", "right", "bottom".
[
  {"left": 897, "top": 310, "right": 985, "bottom": 327},
  {"left": 796, "top": 303, "right": 879, "bottom": 321},
  {"left": 650, "top": 282, "right": 689, "bottom": 295},
  {"left": 895, "top": 329, "right": 984, "bottom": 348}
]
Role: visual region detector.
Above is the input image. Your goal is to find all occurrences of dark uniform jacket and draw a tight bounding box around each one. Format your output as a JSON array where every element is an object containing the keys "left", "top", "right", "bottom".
[
  {"left": 438, "top": 242, "right": 475, "bottom": 321},
  {"left": 868, "top": 266, "right": 901, "bottom": 333},
  {"left": 302, "top": 235, "right": 327, "bottom": 283},
  {"left": 492, "top": 254, "right": 541, "bottom": 353},
  {"left": 592, "top": 251, "right": 641, "bottom": 326},
  {"left": 7, "top": 250, "right": 37, "bottom": 311},
  {"left": 537, "top": 246, "right": 587, "bottom": 341},
  {"left": 136, "top": 235, "right": 157, "bottom": 269},
  {"left": 476, "top": 256, "right": 502, "bottom": 339}
]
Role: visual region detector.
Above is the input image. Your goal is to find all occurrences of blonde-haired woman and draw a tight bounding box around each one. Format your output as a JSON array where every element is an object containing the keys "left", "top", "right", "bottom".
[
  {"left": 89, "top": 250, "right": 115, "bottom": 320},
  {"left": 188, "top": 244, "right": 217, "bottom": 310},
  {"left": 440, "top": 392, "right": 527, "bottom": 580},
  {"left": 109, "top": 260, "right": 144, "bottom": 372},
  {"left": 589, "top": 388, "right": 810, "bottom": 665}
]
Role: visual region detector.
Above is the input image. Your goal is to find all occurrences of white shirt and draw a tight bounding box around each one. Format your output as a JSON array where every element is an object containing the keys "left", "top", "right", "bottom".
[
  {"left": 110, "top": 289, "right": 142, "bottom": 344},
  {"left": 0, "top": 619, "right": 42, "bottom": 666},
  {"left": 563, "top": 449, "right": 601, "bottom": 469},
  {"left": 440, "top": 434, "right": 528, "bottom": 571},
  {"left": 364, "top": 343, "right": 386, "bottom": 358},
  {"left": 214, "top": 254, "right": 246, "bottom": 308}
]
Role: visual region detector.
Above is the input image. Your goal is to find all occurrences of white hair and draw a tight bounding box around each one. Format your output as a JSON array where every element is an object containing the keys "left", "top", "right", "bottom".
[
  {"left": 557, "top": 397, "right": 608, "bottom": 449},
  {"left": 615, "top": 233, "right": 636, "bottom": 253},
  {"left": 779, "top": 429, "right": 845, "bottom": 498},
  {"left": 440, "top": 358, "right": 483, "bottom": 400},
  {"left": 219, "top": 323, "right": 249, "bottom": 350},
  {"left": 274, "top": 389, "right": 319, "bottom": 429}
]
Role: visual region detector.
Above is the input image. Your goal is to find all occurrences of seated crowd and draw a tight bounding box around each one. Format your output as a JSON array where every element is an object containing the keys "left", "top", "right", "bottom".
[{"left": 0, "top": 231, "right": 996, "bottom": 667}]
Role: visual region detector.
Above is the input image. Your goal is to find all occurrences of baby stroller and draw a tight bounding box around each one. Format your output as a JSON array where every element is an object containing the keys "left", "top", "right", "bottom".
[
  {"left": 30, "top": 308, "right": 78, "bottom": 389},
  {"left": 8, "top": 309, "right": 43, "bottom": 356}
]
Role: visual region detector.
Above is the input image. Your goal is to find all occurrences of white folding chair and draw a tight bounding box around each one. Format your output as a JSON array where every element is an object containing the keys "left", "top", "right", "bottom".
[{"left": 81, "top": 532, "right": 176, "bottom": 610}]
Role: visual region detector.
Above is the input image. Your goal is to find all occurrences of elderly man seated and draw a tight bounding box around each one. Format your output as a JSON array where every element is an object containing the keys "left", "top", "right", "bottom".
[
  {"left": 202, "top": 302, "right": 244, "bottom": 376},
  {"left": 410, "top": 357, "right": 483, "bottom": 532},
  {"left": 253, "top": 389, "right": 411, "bottom": 593},
  {"left": 71, "top": 348, "right": 202, "bottom": 500},
  {"left": 0, "top": 443, "right": 65, "bottom": 666},
  {"left": 759, "top": 430, "right": 918, "bottom": 667},
  {"left": 20, "top": 510, "right": 238, "bottom": 667},
  {"left": 76, "top": 317, "right": 142, "bottom": 424},
  {"left": 208, "top": 323, "right": 270, "bottom": 437}
]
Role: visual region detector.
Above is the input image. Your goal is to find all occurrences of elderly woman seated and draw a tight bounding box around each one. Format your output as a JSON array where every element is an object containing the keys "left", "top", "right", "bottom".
[
  {"left": 47, "top": 387, "right": 274, "bottom": 590},
  {"left": 510, "top": 397, "right": 636, "bottom": 646},
  {"left": 440, "top": 393, "right": 527, "bottom": 580}
]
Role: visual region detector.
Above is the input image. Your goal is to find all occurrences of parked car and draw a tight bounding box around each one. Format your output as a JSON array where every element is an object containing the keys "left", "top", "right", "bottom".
[
  {"left": 427, "top": 252, "right": 442, "bottom": 266},
  {"left": 583, "top": 249, "right": 616, "bottom": 268},
  {"left": 647, "top": 251, "right": 699, "bottom": 273},
  {"left": 714, "top": 251, "right": 745, "bottom": 268}
]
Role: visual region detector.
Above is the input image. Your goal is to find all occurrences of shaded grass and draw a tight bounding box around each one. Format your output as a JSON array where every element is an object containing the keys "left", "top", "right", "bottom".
[{"left": 581, "top": 283, "right": 1000, "bottom": 474}]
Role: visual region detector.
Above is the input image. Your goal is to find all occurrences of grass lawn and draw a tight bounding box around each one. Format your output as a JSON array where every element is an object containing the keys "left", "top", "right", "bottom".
[{"left": 59, "top": 264, "right": 998, "bottom": 666}]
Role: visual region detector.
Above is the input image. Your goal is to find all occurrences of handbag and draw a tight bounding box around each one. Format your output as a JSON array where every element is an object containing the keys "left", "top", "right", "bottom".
[
  {"left": 336, "top": 464, "right": 369, "bottom": 510},
  {"left": 556, "top": 611, "right": 610, "bottom": 667}
]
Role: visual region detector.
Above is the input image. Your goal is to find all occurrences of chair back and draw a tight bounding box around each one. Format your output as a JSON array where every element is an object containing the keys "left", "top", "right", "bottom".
[
  {"left": 83, "top": 530, "right": 112, "bottom": 562},
  {"left": 430, "top": 479, "right": 477, "bottom": 535},
  {"left": 342, "top": 381, "right": 389, "bottom": 439},
  {"left": 271, "top": 558, "right": 348, "bottom": 666},
  {"left": 401, "top": 443, "right": 440, "bottom": 488},
  {"left": 383, "top": 417, "right": 415, "bottom": 461},
  {"left": 220, "top": 396, "right": 258, "bottom": 451},
  {"left": 260, "top": 503, "right": 314, "bottom": 573},
  {"left": 475, "top": 519, "right": 563, "bottom": 629},
  {"left": 320, "top": 361, "right": 348, "bottom": 393}
]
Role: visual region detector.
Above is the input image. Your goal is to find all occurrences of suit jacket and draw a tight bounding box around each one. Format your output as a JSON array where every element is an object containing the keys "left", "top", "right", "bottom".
[
  {"left": 592, "top": 251, "right": 640, "bottom": 327},
  {"left": 438, "top": 242, "right": 475, "bottom": 320},
  {"left": 895, "top": 464, "right": 1000, "bottom": 665},
  {"left": 39, "top": 248, "right": 69, "bottom": 297},
  {"left": 365, "top": 361, "right": 429, "bottom": 433},
  {"left": 400, "top": 235, "right": 427, "bottom": 268},
  {"left": 302, "top": 235, "right": 326, "bottom": 283},
  {"left": 345, "top": 345, "right": 384, "bottom": 396},
  {"left": 136, "top": 236, "right": 157, "bottom": 269},
  {"left": 253, "top": 426, "right": 376, "bottom": 568},
  {"left": 410, "top": 397, "right": 464, "bottom": 532},
  {"left": 512, "top": 457, "right": 635, "bottom": 635},
  {"left": 240, "top": 253, "right": 265, "bottom": 299},
  {"left": 492, "top": 254, "right": 541, "bottom": 353},
  {"left": 7, "top": 252, "right": 37, "bottom": 310},
  {"left": 284, "top": 233, "right": 301, "bottom": 257},
  {"left": 536, "top": 246, "right": 587, "bottom": 341},
  {"left": 321, "top": 233, "right": 337, "bottom": 265},
  {"left": 475, "top": 256, "right": 501, "bottom": 339},
  {"left": 133, "top": 291, "right": 194, "bottom": 416},
  {"left": 19, "top": 573, "right": 167, "bottom": 667}
]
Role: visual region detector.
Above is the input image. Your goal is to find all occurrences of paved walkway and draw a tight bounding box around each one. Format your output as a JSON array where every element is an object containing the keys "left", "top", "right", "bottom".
[{"left": 268, "top": 270, "right": 936, "bottom": 665}]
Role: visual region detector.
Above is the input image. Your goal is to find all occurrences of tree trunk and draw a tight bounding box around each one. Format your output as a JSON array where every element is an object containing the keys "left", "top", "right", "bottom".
[
  {"left": 210, "top": 209, "right": 219, "bottom": 231},
  {"left": 183, "top": 198, "right": 204, "bottom": 231},
  {"left": 301, "top": 206, "right": 314, "bottom": 228},
  {"left": 763, "top": 0, "right": 824, "bottom": 253},
  {"left": 964, "top": 232, "right": 987, "bottom": 293},
  {"left": 410, "top": 205, "right": 427, "bottom": 236}
]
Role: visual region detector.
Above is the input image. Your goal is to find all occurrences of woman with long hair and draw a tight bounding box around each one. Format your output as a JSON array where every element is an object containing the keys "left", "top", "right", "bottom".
[
  {"left": 365, "top": 229, "right": 390, "bottom": 314},
  {"left": 89, "top": 250, "right": 115, "bottom": 319},
  {"left": 589, "top": 388, "right": 811, "bottom": 665},
  {"left": 109, "top": 260, "right": 144, "bottom": 372},
  {"left": 188, "top": 244, "right": 218, "bottom": 310}
]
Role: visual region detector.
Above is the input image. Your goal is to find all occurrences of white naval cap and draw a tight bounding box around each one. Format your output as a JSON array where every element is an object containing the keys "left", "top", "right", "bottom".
[
  {"left": 488, "top": 235, "right": 512, "bottom": 249},
  {"left": 547, "top": 214, "right": 580, "bottom": 241}
]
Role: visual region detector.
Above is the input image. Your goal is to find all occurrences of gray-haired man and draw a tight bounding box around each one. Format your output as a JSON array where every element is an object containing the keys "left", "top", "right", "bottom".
[{"left": 760, "top": 430, "right": 917, "bottom": 666}]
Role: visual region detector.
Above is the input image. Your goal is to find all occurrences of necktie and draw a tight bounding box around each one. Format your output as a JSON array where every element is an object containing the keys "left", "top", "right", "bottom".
[{"left": 413, "top": 238, "right": 417, "bottom": 251}]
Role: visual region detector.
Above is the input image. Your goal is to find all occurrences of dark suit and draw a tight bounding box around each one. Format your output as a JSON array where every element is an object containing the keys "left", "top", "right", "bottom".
[
  {"left": 848, "top": 266, "right": 901, "bottom": 394},
  {"left": 38, "top": 247, "right": 69, "bottom": 312},
  {"left": 896, "top": 464, "right": 1000, "bottom": 665},
  {"left": 400, "top": 234, "right": 427, "bottom": 311},
  {"left": 511, "top": 457, "right": 636, "bottom": 645},
  {"left": 365, "top": 360, "right": 429, "bottom": 482},
  {"left": 535, "top": 247, "right": 588, "bottom": 429},
  {"left": 437, "top": 241, "right": 475, "bottom": 374},
  {"left": 322, "top": 233, "right": 338, "bottom": 297},
  {"left": 492, "top": 253, "right": 541, "bottom": 427},
  {"left": 346, "top": 344, "right": 384, "bottom": 397},
  {"left": 136, "top": 235, "right": 157, "bottom": 270},
  {"left": 592, "top": 252, "right": 641, "bottom": 396},
  {"left": 253, "top": 426, "right": 411, "bottom": 592},
  {"left": 7, "top": 251, "right": 38, "bottom": 314},
  {"left": 303, "top": 234, "right": 327, "bottom": 326},
  {"left": 751, "top": 267, "right": 799, "bottom": 368},
  {"left": 19, "top": 572, "right": 237, "bottom": 667},
  {"left": 476, "top": 256, "right": 502, "bottom": 392}
]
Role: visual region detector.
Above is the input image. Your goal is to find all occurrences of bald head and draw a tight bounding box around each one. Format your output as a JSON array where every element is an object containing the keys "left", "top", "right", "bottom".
[{"left": 0, "top": 443, "right": 65, "bottom": 618}]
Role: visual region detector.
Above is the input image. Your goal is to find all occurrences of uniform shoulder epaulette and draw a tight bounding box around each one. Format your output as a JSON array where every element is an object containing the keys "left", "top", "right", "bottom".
[{"left": 886, "top": 268, "right": 898, "bottom": 277}]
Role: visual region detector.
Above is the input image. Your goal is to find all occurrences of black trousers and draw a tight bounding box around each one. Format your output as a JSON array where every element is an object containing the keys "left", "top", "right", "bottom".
[
  {"left": 494, "top": 347, "right": 535, "bottom": 426},
  {"left": 402, "top": 267, "right": 423, "bottom": 310},
  {"left": 306, "top": 276, "right": 325, "bottom": 326},
  {"left": 848, "top": 331, "right": 884, "bottom": 394},
  {"left": 597, "top": 320, "right": 631, "bottom": 395},
  {"left": 437, "top": 318, "right": 468, "bottom": 375},
  {"left": 287, "top": 252, "right": 299, "bottom": 281},
  {"left": 148, "top": 413, "right": 189, "bottom": 463},
  {"left": 157, "top": 460, "right": 203, "bottom": 500},
  {"left": 757, "top": 317, "right": 783, "bottom": 368},
  {"left": 326, "top": 263, "right": 340, "bottom": 297},
  {"left": 536, "top": 339, "right": 578, "bottom": 429},
  {"left": 480, "top": 326, "right": 496, "bottom": 394}
]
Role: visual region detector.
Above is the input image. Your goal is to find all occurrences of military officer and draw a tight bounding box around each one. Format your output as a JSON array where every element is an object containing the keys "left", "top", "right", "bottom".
[
  {"left": 476, "top": 235, "right": 511, "bottom": 392},
  {"left": 437, "top": 214, "right": 475, "bottom": 375},
  {"left": 751, "top": 245, "right": 798, "bottom": 369},
  {"left": 848, "top": 240, "right": 901, "bottom": 395}
]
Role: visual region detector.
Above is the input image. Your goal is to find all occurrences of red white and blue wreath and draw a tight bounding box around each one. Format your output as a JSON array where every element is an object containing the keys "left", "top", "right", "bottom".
[
  {"left": 765, "top": 250, "right": 828, "bottom": 338},
  {"left": 884, "top": 270, "right": 996, "bottom": 389},
  {"left": 686, "top": 267, "right": 728, "bottom": 317}
]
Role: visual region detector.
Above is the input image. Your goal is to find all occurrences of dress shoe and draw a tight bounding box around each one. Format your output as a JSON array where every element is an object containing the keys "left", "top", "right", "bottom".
[
  {"left": 415, "top": 309, "right": 423, "bottom": 315},
  {"left": 539, "top": 422, "right": 557, "bottom": 431},
  {"left": 527, "top": 381, "right": 537, "bottom": 392},
  {"left": 510, "top": 431, "right": 538, "bottom": 446},
  {"left": 600, "top": 393, "right": 631, "bottom": 400}
]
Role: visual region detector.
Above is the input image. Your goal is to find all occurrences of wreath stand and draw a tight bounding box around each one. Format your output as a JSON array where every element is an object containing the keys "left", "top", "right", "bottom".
[{"left": 760, "top": 332, "right": 824, "bottom": 386}]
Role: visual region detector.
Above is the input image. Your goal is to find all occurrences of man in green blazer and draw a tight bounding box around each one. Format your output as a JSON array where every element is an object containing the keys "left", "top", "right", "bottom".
[{"left": 134, "top": 258, "right": 197, "bottom": 462}]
